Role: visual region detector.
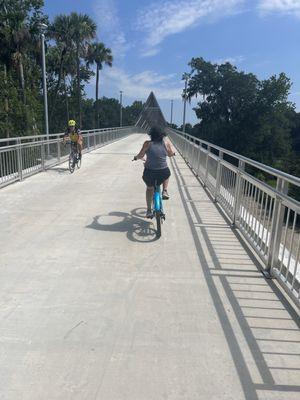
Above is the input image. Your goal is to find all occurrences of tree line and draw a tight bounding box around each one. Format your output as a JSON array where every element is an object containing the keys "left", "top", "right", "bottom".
[
  {"left": 0, "top": 0, "right": 143, "bottom": 139},
  {"left": 170, "top": 57, "right": 299, "bottom": 192},
  {"left": 1, "top": 1, "right": 299, "bottom": 187}
]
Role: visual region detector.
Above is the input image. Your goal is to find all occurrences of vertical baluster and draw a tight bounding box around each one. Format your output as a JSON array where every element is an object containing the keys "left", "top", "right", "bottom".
[
  {"left": 232, "top": 160, "right": 245, "bottom": 227},
  {"left": 17, "top": 138, "right": 23, "bottom": 181},
  {"left": 214, "top": 151, "right": 223, "bottom": 203},
  {"left": 266, "top": 178, "right": 289, "bottom": 277}
]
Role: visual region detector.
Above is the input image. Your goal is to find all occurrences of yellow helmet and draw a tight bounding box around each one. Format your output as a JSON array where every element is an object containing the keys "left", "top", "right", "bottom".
[{"left": 68, "top": 119, "right": 76, "bottom": 127}]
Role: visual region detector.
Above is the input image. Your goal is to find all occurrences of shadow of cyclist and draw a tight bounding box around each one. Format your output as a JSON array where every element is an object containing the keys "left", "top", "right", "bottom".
[{"left": 86, "top": 208, "right": 158, "bottom": 243}]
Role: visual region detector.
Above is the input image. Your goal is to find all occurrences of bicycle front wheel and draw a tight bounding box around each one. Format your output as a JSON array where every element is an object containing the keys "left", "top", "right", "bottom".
[
  {"left": 69, "top": 153, "right": 75, "bottom": 173},
  {"left": 77, "top": 155, "right": 82, "bottom": 169}
]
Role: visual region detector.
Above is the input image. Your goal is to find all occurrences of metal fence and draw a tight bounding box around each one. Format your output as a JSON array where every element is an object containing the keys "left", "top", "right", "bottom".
[
  {"left": 0, "top": 126, "right": 139, "bottom": 188},
  {"left": 168, "top": 128, "right": 300, "bottom": 307}
]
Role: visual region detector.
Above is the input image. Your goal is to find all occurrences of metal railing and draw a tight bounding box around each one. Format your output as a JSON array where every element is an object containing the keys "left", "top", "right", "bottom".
[
  {"left": 0, "top": 126, "right": 140, "bottom": 188},
  {"left": 168, "top": 128, "right": 300, "bottom": 307}
]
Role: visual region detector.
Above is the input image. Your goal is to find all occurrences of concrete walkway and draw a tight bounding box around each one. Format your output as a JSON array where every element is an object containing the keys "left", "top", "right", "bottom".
[{"left": 0, "top": 133, "right": 299, "bottom": 400}]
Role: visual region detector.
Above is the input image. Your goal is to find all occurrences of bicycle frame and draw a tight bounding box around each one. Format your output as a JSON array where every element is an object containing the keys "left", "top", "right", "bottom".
[
  {"left": 152, "top": 182, "right": 165, "bottom": 238},
  {"left": 153, "top": 185, "right": 163, "bottom": 213},
  {"left": 70, "top": 141, "right": 79, "bottom": 155},
  {"left": 69, "top": 142, "right": 81, "bottom": 173}
]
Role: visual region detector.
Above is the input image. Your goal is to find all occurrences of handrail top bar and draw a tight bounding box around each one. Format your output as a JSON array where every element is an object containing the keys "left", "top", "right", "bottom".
[
  {"left": 0, "top": 127, "right": 142, "bottom": 190},
  {"left": 169, "top": 128, "right": 300, "bottom": 187},
  {"left": 0, "top": 126, "right": 135, "bottom": 144}
]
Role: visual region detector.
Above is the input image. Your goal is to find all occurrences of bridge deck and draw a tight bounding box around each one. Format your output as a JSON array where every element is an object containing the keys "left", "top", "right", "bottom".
[{"left": 0, "top": 134, "right": 299, "bottom": 400}]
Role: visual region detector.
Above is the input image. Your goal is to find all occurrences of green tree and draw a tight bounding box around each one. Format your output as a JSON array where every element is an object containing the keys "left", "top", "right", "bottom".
[
  {"left": 86, "top": 42, "right": 113, "bottom": 127},
  {"left": 0, "top": 4, "right": 142, "bottom": 139},
  {"left": 69, "top": 12, "right": 96, "bottom": 128},
  {"left": 186, "top": 57, "right": 294, "bottom": 170},
  {"left": 96, "top": 97, "right": 120, "bottom": 128},
  {"left": 123, "top": 101, "right": 144, "bottom": 126},
  {"left": 0, "top": 0, "right": 45, "bottom": 137},
  {"left": 48, "top": 14, "right": 73, "bottom": 119}
]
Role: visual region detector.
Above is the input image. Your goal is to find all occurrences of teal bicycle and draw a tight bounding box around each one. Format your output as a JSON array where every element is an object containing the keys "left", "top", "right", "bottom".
[
  {"left": 132, "top": 158, "right": 166, "bottom": 238},
  {"left": 151, "top": 180, "right": 165, "bottom": 238}
]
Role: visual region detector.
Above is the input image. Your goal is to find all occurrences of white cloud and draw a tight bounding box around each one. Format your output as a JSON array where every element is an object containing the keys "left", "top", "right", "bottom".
[
  {"left": 94, "top": 0, "right": 130, "bottom": 57},
  {"left": 215, "top": 55, "right": 245, "bottom": 65},
  {"left": 258, "top": 0, "right": 300, "bottom": 16},
  {"left": 136, "top": 0, "right": 245, "bottom": 55},
  {"left": 140, "top": 48, "right": 161, "bottom": 58},
  {"left": 102, "top": 68, "right": 183, "bottom": 100}
]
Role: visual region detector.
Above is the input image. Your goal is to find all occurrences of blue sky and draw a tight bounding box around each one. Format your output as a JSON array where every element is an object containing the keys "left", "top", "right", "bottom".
[{"left": 44, "top": 0, "right": 300, "bottom": 126}]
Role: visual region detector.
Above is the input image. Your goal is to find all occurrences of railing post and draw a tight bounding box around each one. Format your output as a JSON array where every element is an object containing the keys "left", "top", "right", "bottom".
[
  {"left": 57, "top": 137, "right": 61, "bottom": 163},
  {"left": 232, "top": 160, "right": 245, "bottom": 226},
  {"left": 214, "top": 151, "right": 223, "bottom": 202},
  {"left": 87, "top": 131, "right": 90, "bottom": 150},
  {"left": 183, "top": 135, "right": 188, "bottom": 159},
  {"left": 204, "top": 146, "right": 211, "bottom": 187},
  {"left": 265, "top": 178, "right": 289, "bottom": 277},
  {"left": 17, "top": 139, "right": 23, "bottom": 181},
  {"left": 196, "top": 145, "right": 201, "bottom": 177},
  {"left": 188, "top": 137, "right": 193, "bottom": 165},
  {"left": 41, "top": 140, "right": 45, "bottom": 170},
  {"left": 191, "top": 140, "right": 197, "bottom": 170},
  {"left": 188, "top": 138, "right": 193, "bottom": 164}
]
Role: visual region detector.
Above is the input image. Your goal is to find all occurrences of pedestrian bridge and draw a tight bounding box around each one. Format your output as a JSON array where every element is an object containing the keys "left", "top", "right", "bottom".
[{"left": 0, "top": 93, "right": 299, "bottom": 400}]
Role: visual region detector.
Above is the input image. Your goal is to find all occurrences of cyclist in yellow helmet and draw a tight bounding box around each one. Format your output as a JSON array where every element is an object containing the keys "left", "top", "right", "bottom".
[{"left": 63, "top": 120, "right": 83, "bottom": 159}]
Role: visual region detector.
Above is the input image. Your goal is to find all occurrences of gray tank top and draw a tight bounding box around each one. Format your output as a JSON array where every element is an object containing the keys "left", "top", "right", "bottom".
[{"left": 145, "top": 140, "right": 168, "bottom": 170}]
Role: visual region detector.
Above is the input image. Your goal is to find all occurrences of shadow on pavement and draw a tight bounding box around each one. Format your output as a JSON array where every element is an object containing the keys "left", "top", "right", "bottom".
[
  {"left": 86, "top": 208, "right": 158, "bottom": 243},
  {"left": 47, "top": 167, "right": 70, "bottom": 174},
  {"left": 171, "top": 156, "right": 300, "bottom": 400}
]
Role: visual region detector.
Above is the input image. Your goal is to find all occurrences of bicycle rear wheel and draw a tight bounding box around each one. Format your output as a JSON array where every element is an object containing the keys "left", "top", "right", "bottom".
[
  {"left": 69, "top": 153, "right": 75, "bottom": 173},
  {"left": 155, "top": 213, "right": 161, "bottom": 238}
]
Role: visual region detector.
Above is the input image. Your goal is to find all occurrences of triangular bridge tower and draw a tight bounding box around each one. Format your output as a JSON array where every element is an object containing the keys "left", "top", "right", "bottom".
[{"left": 135, "top": 92, "right": 167, "bottom": 130}]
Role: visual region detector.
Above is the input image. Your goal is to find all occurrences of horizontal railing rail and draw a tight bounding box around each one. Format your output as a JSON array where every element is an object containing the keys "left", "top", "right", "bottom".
[
  {"left": 0, "top": 126, "right": 143, "bottom": 188},
  {"left": 0, "top": 126, "right": 134, "bottom": 145},
  {"left": 168, "top": 128, "right": 300, "bottom": 307}
]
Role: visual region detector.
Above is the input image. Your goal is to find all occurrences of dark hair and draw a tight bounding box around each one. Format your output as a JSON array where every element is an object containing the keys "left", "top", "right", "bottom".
[{"left": 149, "top": 125, "right": 166, "bottom": 142}]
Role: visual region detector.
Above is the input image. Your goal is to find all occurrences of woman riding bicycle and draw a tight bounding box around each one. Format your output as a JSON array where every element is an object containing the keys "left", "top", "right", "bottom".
[
  {"left": 63, "top": 120, "right": 83, "bottom": 159},
  {"left": 134, "top": 125, "right": 175, "bottom": 218}
]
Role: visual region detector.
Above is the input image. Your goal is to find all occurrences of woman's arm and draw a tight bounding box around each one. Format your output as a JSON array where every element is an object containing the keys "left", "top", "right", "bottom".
[
  {"left": 165, "top": 139, "right": 176, "bottom": 157},
  {"left": 63, "top": 131, "right": 69, "bottom": 144},
  {"left": 134, "top": 141, "right": 151, "bottom": 160}
]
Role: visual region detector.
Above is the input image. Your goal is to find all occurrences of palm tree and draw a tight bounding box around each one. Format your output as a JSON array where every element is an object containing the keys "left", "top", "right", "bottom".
[
  {"left": 86, "top": 42, "right": 113, "bottom": 127},
  {"left": 48, "top": 15, "right": 73, "bottom": 119},
  {"left": 69, "top": 13, "right": 96, "bottom": 127},
  {"left": 0, "top": 0, "right": 37, "bottom": 135},
  {"left": 0, "top": 6, "right": 12, "bottom": 138},
  {"left": 47, "top": 45, "right": 76, "bottom": 124},
  {"left": 0, "top": 8, "right": 30, "bottom": 104}
]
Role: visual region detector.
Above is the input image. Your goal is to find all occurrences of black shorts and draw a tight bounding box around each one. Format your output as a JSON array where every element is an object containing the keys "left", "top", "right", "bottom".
[{"left": 142, "top": 167, "right": 171, "bottom": 187}]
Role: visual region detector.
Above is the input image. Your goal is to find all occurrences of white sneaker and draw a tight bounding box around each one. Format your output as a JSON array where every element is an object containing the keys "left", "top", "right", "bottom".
[
  {"left": 146, "top": 209, "right": 153, "bottom": 218},
  {"left": 162, "top": 190, "right": 170, "bottom": 200}
]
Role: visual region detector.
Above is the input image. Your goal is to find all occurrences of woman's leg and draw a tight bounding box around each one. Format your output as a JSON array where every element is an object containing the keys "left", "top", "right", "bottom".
[
  {"left": 162, "top": 169, "right": 171, "bottom": 198},
  {"left": 146, "top": 186, "right": 154, "bottom": 211},
  {"left": 162, "top": 178, "right": 169, "bottom": 191},
  {"left": 78, "top": 139, "right": 83, "bottom": 158}
]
